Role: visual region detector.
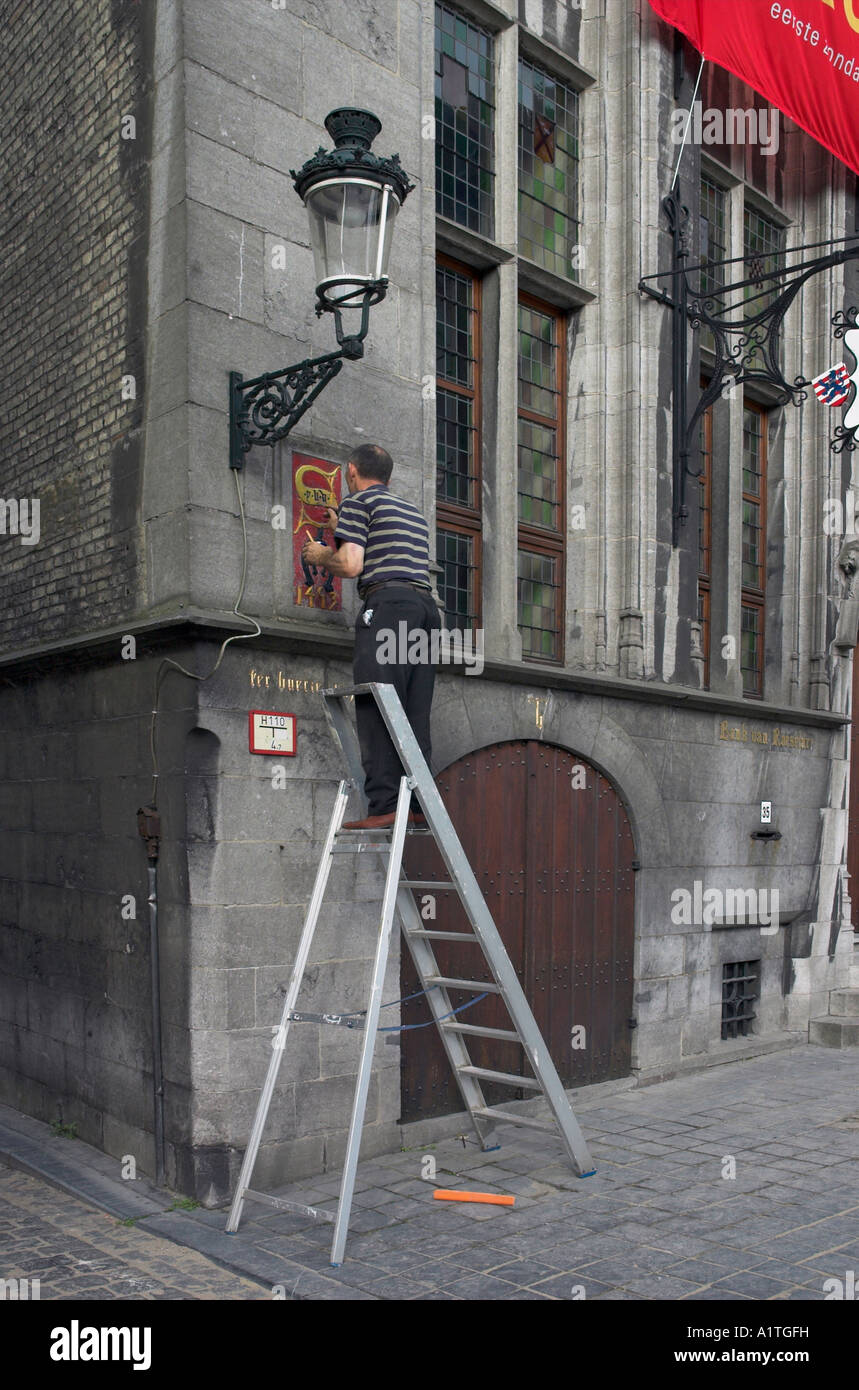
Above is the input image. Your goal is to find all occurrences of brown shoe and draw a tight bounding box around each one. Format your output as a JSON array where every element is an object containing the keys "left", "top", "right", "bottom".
[
  {"left": 342, "top": 811, "right": 427, "bottom": 830},
  {"left": 342, "top": 812, "right": 396, "bottom": 830}
]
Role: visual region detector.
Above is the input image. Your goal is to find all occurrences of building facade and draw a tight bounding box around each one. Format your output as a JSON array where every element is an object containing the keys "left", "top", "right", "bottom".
[{"left": 1, "top": 0, "right": 857, "bottom": 1203}]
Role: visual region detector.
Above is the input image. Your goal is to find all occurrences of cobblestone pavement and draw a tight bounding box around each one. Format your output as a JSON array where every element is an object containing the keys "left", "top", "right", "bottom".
[
  {"left": 212, "top": 1046, "right": 859, "bottom": 1300},
  {"left": 0, "top": 1163, "right": 269, "bottom": 1300},
  {"left": 1, "top": 1046, "right": 858, "bottom": 1301}
]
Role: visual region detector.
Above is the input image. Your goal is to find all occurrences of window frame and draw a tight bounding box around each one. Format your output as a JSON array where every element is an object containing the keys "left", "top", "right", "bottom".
[
  {"left": 516, "top": 289, "right": 566, "bottom": 664},
  {"left": 516, "top": 51, "right": 581, "bottom": 283},
  {"left": 698, "top": 381, "right": 713, "bottom": 690},
  {"left": 434, "top": 0, "right": 497, "bottom": 240},
  {"left": 741, "top": 399, "right": 767, "bottom": 700},
  {"left": 435, "top": 252, "right": 483, "bottom": 630},
  {"left": 699, "top": 174, "right": 728, "bottom": 306}
]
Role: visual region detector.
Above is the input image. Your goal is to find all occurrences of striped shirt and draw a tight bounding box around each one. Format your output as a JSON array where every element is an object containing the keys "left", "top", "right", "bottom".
[{"left": 334, "top": 484, "right": 431, "bottom": 598}]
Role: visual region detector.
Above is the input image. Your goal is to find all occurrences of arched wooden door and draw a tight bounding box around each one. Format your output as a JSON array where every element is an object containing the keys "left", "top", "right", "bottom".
[{"left": 400, "top": 740, "right": 636, "bottom": 1121}]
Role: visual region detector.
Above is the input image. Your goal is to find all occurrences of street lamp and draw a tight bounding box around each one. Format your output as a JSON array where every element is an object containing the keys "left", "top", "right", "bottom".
[{"left": 229, "top": 108, "right": 413, "bottom": 470}]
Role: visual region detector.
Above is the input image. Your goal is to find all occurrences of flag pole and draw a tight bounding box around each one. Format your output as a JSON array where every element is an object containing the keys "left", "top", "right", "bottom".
[{"left": 671, "top": 54, "right": 705, "bottom": 191}]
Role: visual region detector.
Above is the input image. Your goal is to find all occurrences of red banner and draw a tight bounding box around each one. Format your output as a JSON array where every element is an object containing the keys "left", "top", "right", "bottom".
[
  {"left": 292, "top": 452, "right": 342, "bottom": 611},
  {"left": 649, "top": 0, "right": 859, "bottom": 175}
]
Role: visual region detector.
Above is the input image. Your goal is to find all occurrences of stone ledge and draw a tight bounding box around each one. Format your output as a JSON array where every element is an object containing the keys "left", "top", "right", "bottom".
[{"left": 0, "top": 609, "right": 847, "bottom": 731}]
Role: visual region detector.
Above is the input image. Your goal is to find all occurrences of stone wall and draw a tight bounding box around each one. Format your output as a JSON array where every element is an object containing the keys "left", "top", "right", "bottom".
[
  {"left": 143, "top": 0, "right": 433, "bottom": 633},
  {"left": 0, "top": 641, "right": 192, "bottom": 1179}
]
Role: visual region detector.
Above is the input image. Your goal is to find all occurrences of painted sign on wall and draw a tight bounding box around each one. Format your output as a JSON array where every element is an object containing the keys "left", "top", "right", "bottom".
[
  {"left": 292, "top": 452, "right": 342, "bottom": 610},
  {"left": 249, "top": 710, "right": 297, "bottom": 756}
]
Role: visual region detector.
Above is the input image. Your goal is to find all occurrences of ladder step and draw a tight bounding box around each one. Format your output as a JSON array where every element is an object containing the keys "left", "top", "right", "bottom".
[
  {"left": 331, "top": 842, "right": 393, "bottom": 854},
  {"left": 243, "top": 1189, "right": 336, "bottom": 1223},
  {"left": 441, "top": 1022, "right": 521, "bottom": 1042},
  {"left": 457, "top": 1066, "right": 543, "bottom": 1091},
  {"left": 399, "top": 880, "right": 457, "bottom": 890},
  {"left": 426, "top": 975, "right": 502, "bottom": 994},
  {"left": 405, "top": 929, "right": 479, "bottom": 941},
  {"left": 472, "top": 1106, "right": 558, "bottom": 1135}
]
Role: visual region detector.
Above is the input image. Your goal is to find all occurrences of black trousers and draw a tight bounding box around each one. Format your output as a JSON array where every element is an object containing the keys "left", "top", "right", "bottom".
[{"left": 352, "top": 585, "right": 442, "bottom": 816}]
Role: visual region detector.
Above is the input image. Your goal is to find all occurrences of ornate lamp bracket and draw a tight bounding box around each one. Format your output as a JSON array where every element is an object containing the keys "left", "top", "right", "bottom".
[
  {"left": 640, "top": 185, "right": 859, "bottom": 546},
  {"left": 229, "top": 292, "right": 375, "bottom": 470}
]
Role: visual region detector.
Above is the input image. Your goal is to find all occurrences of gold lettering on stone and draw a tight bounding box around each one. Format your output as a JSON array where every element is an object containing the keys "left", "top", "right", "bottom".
[
  {"left": 718, "top": 718, "right": 813, "bottom": 752},
  {"left": 248, "top": 670, "right": 322, "bottom": 694}
]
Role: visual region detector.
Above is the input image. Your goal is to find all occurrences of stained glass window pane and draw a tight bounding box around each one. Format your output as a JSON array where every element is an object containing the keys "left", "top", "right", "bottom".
[
  {"left": 517, "top": 550, "right": 559, "bottom": 659},
  {"left": 435, "top": 3, "right": 495, "bottom": 236},
  {"left": 518, "top": 56, "right": 579, "bottom": 280}
]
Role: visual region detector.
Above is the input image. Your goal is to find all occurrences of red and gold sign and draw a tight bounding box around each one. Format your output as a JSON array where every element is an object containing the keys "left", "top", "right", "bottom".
[{"left": 292, "top": 452, "right": 342, "bottom": 611}]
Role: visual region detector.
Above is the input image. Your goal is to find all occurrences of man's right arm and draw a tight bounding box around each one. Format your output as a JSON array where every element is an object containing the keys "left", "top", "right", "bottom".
[{"left": 334, "top": 495, "right": 370, "bottom": 553}]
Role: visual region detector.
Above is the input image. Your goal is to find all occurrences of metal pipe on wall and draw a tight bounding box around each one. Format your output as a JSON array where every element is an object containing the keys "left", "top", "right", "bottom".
[{"left": 138, "top": 806, "right": 165, "bottom": 1186}]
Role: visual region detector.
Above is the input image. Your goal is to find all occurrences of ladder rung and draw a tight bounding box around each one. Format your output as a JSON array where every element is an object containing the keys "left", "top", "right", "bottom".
[
  {"left": 322, "top": 684, "right": 372, "bottom": 699},
  {"left": 331, "top": 842, "right": 393, "bottom": 853},
  {"left": 441, "top": 1022, "right": 521, "bottom": 1042},
  {"left": 335, "top": 828, "right": 393, "bottom": 835},
  {"left": 242, "top": 1189, "right": 336, "bottom": 1222},
  {"left": 399, "top": 880, "right": 457, "bottom": 890},
  {"left": 405, "top": 929, "right": 478, "bottom": 941},
  {"left": 457, "top": 1066, "right": 543, "bottom": 1091},
  {"left": 426, "top": 976, "right": 501, "bottom": 993},
  {"left": 471, "top": 1107, "right": 558, "bottom": 1135}
]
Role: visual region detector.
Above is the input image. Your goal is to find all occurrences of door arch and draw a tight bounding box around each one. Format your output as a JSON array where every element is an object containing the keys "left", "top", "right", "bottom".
[{"left": 400, "top": 740, "right": 636, "bottom": 1120}]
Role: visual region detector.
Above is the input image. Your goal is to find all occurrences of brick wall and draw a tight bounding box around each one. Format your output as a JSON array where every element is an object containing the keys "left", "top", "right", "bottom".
[{"left": 0, "top": 0, "right": 154, "bottom": 650}]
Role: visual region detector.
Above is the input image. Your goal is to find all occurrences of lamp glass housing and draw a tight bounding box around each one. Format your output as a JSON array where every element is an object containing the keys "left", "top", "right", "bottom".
[{"left": 305, "top": 177, "right": 400, "bottom": 308}]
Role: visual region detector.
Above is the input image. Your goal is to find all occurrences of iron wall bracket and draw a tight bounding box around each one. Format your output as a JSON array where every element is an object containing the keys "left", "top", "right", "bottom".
[
  {"left": 640, "top": 185, "right": 859, "bottom": 546},
  {"left": 228, "top": 290, "right": 376, "bottom": 470}
]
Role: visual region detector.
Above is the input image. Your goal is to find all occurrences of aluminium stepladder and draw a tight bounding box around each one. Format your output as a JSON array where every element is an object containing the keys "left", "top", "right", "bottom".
[{"left": 226, "top": 682, "right": 595, "bottom": 1265}]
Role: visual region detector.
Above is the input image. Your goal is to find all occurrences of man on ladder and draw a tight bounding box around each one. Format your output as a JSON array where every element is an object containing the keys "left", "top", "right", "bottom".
[
  {"left": 227, "top": 447, "right": 593, "bottom": 1265},
  {"left": 301, "top": 442, "right": 441, "bottom": 829}
]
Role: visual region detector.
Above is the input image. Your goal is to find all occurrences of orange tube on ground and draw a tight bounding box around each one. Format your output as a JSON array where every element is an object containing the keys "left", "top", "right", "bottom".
[{"left": 433, "top": 1189, "right": 515, "bottom": 1206}]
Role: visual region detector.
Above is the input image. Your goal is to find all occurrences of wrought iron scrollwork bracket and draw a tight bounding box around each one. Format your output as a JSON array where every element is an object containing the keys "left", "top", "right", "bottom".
[
  {"left": 640, "top": 185, "right": 859, "bottom": 546},
  {"left": 229, "top": 291, "right": 375, "bottom": 470}
]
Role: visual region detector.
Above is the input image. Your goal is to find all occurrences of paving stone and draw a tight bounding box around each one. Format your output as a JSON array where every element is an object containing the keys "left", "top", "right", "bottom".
[
  {"left": 497, "top": 1287, "right": 556, "bottom": 1299},
  {"left": 680, "top": 1288, "right": 754, "bottom": 1300},
  {"left": 691, "top": 1245, "right": 769, "bottom": 1271},
  {"left": 531, "top": 1272, "right": 612, "bottom": 1299},
  {"left": 712, "top": 1269, "right": 797, "bottom": 1298},
  {"left": 490, "top": 1257, "right": 560, "bottom": 1286},
  {"left": 752, "top": 1259, "right": 833, "bottom": 1288},
  {"left": 539, "top": 1234, "right": 630, "bottom": 1267},
  {"left": 636, "top": 1232, "right": 714, "bottom": 1259},
  {"left": 0, "top": 1164, "right": 270, "bottom": 1300},
  {"left": 622, "top": 1272, "right": 704, "bottom": 1298},
  {"left": 666, "top": 1256, "right": 743, "bottom": 1284},
  {"left": 610, "top": 1220, "right": 674, "bottom": 1242},
  {"left": 352, "top": 1187, "right": 403, "bottom": 1207},
  {"left": 316, "top": 1261, "right": 391, "bottom": 1288},
  {"left": 441, "top": 1244, "right": 511, "bottom": 1272},
  {"left": 363, "top": 1274, "right": 437, "bottom": 1299},
  {"left": 443, "top": 1272, "right": 529, "bottom": 1300}
]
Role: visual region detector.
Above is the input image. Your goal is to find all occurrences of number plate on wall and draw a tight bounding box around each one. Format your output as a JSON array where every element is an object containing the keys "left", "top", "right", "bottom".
[{"left": 249, "top": 710, "right": 297, "bottom": 756}]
